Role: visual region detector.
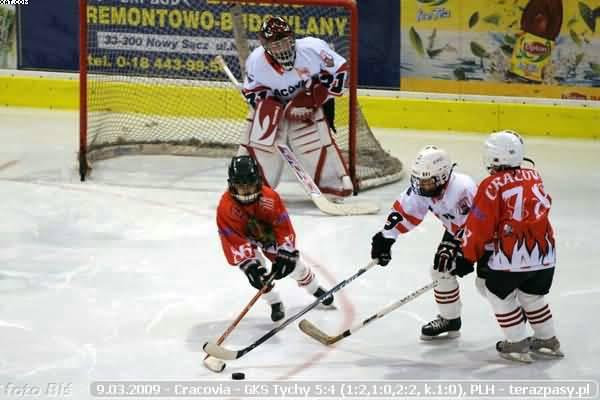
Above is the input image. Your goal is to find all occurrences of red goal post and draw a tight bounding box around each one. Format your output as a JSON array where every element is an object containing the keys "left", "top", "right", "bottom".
[{"left": 78, "top": 0, "right": 403, "bottom": 191}]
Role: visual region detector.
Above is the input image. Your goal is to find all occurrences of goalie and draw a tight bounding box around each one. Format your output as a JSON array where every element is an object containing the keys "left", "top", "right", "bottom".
[{"left": 238, "top": 16, "right": 353, "bottom": 198}]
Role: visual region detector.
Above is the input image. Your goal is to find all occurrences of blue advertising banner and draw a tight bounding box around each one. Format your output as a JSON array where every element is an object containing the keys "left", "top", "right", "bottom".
[
  {"left": 18, "top": 0, "right": 79, "bottom": 71},
  {"left": 83, "top": 0, "right": 352, "bottom": 81},
  {"left": 17, "top": 0, "right": 401, "bottom": 88},
  {"left": 358, "top": 0, "right": 400, "bottom": 88}
]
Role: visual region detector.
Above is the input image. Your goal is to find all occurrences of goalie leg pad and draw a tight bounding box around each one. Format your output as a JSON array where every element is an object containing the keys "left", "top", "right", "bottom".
[
  {"left": 287, "top": 108, "right": 352, "bottom": 197},
  {"left": 238, "top": 109, "right": 286, "bottom": 188},
  {"left": 249, "top": 97, "right": 284, "bottom": 147}
]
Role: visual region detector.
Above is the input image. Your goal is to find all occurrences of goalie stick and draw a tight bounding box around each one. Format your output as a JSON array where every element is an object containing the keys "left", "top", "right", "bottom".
[
  {"left": 299, "top": 279, "right": 440, "bottom": 346},
  {"left": 202, "top": 259, "right": 378, "bottom": 361},
  {"left": 203, "top": 274, "right": 276, "bottom": 372},
  {"left": 215, "top": 55, "right": 379, "bottom": 216}
]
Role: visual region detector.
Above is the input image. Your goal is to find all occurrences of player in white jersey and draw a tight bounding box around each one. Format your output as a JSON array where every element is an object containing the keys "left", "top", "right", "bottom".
[
  {"left": 238, "top": 16, "right": 353, "bottom": 198},
  {"left": 370, "top": 145, "right": 482, "bottom": 340}
]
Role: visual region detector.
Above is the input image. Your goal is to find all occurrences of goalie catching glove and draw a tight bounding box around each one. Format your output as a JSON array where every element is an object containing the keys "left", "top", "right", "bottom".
[
  {"left": 433, "top": 236, "right": 474, "bottom": 277},
  {"left": 285, "top": 78, "right": 329, "bottom": 122},
  {"left": 272, "top": 248, "right": 299, "bottom": 279}
]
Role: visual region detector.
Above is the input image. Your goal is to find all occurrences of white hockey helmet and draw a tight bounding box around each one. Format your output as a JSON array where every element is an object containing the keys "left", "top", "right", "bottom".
[
  {"left": 484, "top": 130, "right": 524, "bottom": 172},
  {"left": 410, "top": 145, "right": 454, "bottom": 197}
]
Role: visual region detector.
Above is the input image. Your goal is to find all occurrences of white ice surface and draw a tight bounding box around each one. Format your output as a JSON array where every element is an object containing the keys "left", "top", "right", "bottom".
[{"left": 1, "top": 108, "right": 599, "bottom": 398}]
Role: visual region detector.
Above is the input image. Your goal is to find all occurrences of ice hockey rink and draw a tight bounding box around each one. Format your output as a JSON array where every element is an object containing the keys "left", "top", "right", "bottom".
[{"left": 1, "top": 107, "right": 599, "bottom": 399}]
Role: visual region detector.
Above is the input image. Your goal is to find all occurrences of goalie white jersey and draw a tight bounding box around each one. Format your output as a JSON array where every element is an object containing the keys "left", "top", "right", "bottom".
[
  {"left": 381, "top": 173, "right": 477, "bottom": 239},
  {"left": 242, "top": 37, "right": 348, "bottom": 106}
]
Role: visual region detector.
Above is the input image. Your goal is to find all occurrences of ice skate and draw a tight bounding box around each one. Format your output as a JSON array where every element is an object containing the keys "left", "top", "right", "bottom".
[
  {"left": 421, "top": 315, "right": 461, "bottom": 340},
  {"left": 530, "top": 336, "right": 564, "bottom": 358},
  {"left": 270, "top": 302, "right": 285, "bottom": 323},
  {"left": 313, "top": 287, "right": 335, "bottom": 309},
  {"left": 496, "top": 338, "right": 533, "bottom": 363}
]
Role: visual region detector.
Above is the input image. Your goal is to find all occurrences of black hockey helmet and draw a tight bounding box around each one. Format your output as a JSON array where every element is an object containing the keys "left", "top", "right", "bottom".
[
  {"left": 258, "top": 16, "right": 296, "bottom": 71},
  {"left": 228, "top": 155, "right": 262, "bottom": 204}
]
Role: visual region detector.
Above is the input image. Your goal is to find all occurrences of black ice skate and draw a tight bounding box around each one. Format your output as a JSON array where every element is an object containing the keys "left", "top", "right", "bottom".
[
  {"left": 529, "top": 336, "right": 564, "bottom": 358},
  {"left": 270, "top": 302, "right": 285, "bottom": 323},
  {"left": 496, "top": 338, "right": 533, "bottom": 363},
  {"left": 313, "top": 287, "right": 335, "bottom": 309},
  {"left": 420, "top": 315, "right": 461, "bottom": 340}
]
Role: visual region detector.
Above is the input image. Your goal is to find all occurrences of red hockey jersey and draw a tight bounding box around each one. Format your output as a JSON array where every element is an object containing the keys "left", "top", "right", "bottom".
[
  {"left": 216, "top": 185, "right": 296, "bottom": 266},
  {"left": 461, "top": 168, "right": 556, "bottom": 271}
]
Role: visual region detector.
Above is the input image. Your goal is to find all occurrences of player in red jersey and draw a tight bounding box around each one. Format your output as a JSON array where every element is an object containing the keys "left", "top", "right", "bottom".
[
  {"left": 216, "top": 155, "right": 333, "bottom": 322},
  {"left": 459, "top": 130, "right": 563, "bottom": 362}
]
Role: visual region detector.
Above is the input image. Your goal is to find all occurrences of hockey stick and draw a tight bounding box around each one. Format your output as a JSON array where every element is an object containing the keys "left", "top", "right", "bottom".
[
  {"left": 203, "top": 274, "right": 276, "bottom": 372},
  {"left": 276, "top": 143, "right": 379, "bottom": 216},
  {"left": 215, "top": 56, "right": 379, "bottom": 216},
  {"left": 299, "top": 279, "right": 439, "bottom": 346},
  {"left": 202, "top": 259, "right": 378, "bottom": 360}
]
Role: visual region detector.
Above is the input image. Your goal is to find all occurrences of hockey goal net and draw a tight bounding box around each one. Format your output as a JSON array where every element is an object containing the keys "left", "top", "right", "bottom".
[{"left": 79, "top": 0, "right": 403, "bottom": 191}]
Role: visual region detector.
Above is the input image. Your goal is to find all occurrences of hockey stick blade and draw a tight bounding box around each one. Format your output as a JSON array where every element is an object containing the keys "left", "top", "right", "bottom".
[
  {"left": 300, "top": 280, "right": 439, "bottom": 346},
  {"left": 203, "top": 341, "right": 238, "bottom": 361},
  {"left": 202, "top": 260, "right": 378, "bottom": 360},
  {"left": 277, "top": 144, "right": 379, "bottom": 216},
  {"left": 298, "top": 319, "right": 342, "bottom": 345}
]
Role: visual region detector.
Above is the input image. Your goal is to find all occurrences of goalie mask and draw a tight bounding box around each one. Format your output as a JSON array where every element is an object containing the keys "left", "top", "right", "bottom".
[
  {"left": 410, "top": 145, "right": 454, "bottom": 197},
  {"left": 259, "top": 16, "right": 296, "bottom": 71},
  {"left": 228, "top": 156, "right": 262, "bottom": 205},
  {"left": 484, "top": 130, "right": 525, "bottom": 173}
]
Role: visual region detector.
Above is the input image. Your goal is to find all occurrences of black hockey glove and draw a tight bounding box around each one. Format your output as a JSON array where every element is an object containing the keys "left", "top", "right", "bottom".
[
  {"left": 272, "top": 249, "right": 299, "bottom": 280},
  {"left": 434, "top": 239, "right": 460, "bottom": 274},
  {"left": 434, "top": 238, "right": 474, "bottom": 277},
  {"left": 371, "top": 232, "right": 396, "bottom": 266},
  {"left": 452, "top": 258, "right": 475, "bottom": 277},
  {"left": 239, "top": 259, "right": 268, "bottom": 290}
]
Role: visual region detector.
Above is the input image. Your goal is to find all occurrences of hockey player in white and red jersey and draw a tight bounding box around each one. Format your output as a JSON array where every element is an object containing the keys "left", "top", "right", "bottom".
[
  {"left": 370, "top": 145, "right": 481, "bottom": 340},
  {"left": 458, "top": 130, "right": 563, "bottom": 363},
  {"left": 238, "top": 16, "right": 353, "bottom": 198}
]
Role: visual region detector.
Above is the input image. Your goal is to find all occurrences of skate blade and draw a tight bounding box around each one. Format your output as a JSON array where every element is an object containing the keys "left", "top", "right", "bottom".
[
  {"left": 499, "top": 351, "right": 533, "bottom": 363},
  {"left": 530, "top": 348, "right": 565, "bottom": 359},
  {"left": 316, "top": 303, "right": 337, "bottom": 310},
  {"left": 420, "top": 330, "right": 461, "bottom": 341}
]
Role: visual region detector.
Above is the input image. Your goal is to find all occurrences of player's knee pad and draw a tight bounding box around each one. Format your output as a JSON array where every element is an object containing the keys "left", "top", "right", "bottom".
[
  {"left": 262, "top": 288, "right": 281, "bottom": 305},
  {"left": 487, "top": 288, "right": 528, "bottom": 342},
  {"left": 288, "top": 256, "right": 309, "bottom": 281},
  {"left": 431, "top": 267, "right": 457, "bottom": 288},
  {"left": 475, "top": 277, "right": 487, "bottom": 298},
  {"left": 517, "top": 291, "right": 545, "bottom": 312}
]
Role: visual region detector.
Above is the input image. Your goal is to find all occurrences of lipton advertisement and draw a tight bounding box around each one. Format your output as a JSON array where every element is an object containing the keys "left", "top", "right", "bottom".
[{"left": 401, "top": 0, "right": 600, "bottom": 101}]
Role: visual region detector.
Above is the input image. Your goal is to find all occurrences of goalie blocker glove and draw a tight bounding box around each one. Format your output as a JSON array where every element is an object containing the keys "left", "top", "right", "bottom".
[
  {"left": 371, "top": 232, "right": 396, "bottom": 266},
  {"left": 272, "top": 249, "right": 299, "bottom": 279},
  {"left": 240, "top": 259, "right": 269, "bottom": 290}
]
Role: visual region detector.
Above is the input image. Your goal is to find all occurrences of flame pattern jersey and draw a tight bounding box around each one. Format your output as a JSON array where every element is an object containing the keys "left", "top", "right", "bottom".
[
  {"left": 380, "top": 172, "right": 477, "bottom": 239},
  {"left": 216, "top": 185, "right": 295, "bottom": 266},
  {"left": 461, "top": 168, "right": 556, "bottom": 272}
]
